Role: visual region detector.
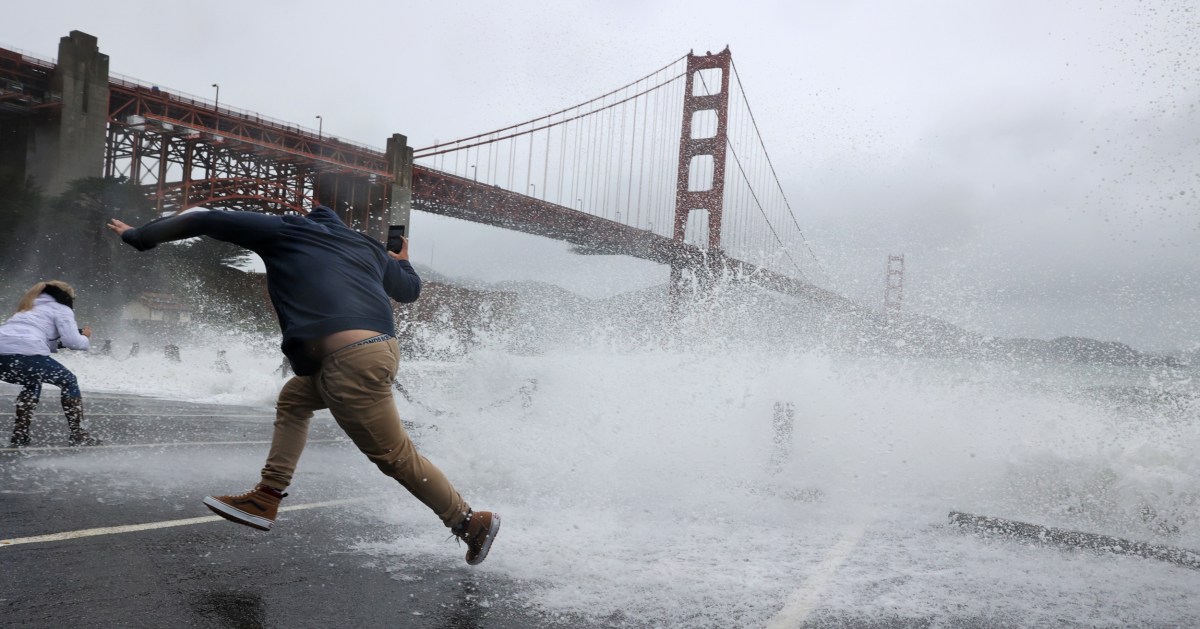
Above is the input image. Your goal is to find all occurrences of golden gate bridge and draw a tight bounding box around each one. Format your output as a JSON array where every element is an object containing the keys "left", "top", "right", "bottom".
[{"left": 1, "top": 31, "right": 858, "bottom": 310}]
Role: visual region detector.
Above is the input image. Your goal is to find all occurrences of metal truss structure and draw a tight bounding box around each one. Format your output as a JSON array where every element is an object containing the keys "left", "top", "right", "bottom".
[{"left": 104, "top": 79, "right": 393, "bottom": 237}]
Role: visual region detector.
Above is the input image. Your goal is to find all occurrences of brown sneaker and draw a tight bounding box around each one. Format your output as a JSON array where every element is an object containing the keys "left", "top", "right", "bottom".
[
  {"left": 453, "top": 510, "right": 501, "bottom": 565},
  {"left": 203, "top": 483, "right": 286, "bottom": 531}
]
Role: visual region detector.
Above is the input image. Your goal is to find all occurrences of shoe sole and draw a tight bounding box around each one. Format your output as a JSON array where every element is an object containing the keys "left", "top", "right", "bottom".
[
  {"left": 203, "top": 496, "right": 274, "bottom": 531},
  {"left": 467, "top": 513, "right": 501, "bottom": 566}
]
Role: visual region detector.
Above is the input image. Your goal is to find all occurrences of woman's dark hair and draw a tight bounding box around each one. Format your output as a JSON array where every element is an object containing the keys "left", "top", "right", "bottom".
[{"left": 41, "top": 284, "right": 75, "bottom": 309}]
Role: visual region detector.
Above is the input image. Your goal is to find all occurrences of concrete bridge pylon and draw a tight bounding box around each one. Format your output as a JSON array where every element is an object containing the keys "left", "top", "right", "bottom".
[{"left": 26, "top": 31, "right": 109, "bottom": 196}]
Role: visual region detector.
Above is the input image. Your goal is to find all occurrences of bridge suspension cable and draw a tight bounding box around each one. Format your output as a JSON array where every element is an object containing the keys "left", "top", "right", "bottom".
[
  {"left": 413, "top": 54, "right": 687, "bottom": 158},
  {"left": 412, "top": 51, "right": 827, "bottom": 289},
  {"left": 702, "top": 60, "right": 828, "bottom": 286},
  {"left": 730, "top": 60, "right": 826, "bottom": 280},
  {"left": 413, "top": 56, "right": 690, "bottom": 240}
]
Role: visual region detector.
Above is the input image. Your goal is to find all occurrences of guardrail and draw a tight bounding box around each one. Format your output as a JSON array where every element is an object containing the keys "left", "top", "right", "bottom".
[{"left": 1, "top": 41, "right": 387, "bottom": 157}]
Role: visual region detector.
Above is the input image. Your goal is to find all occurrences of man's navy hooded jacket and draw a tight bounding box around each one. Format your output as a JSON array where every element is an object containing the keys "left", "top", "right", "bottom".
[{"left": 121, "top": 206, "right": 420, "bottom": 375}]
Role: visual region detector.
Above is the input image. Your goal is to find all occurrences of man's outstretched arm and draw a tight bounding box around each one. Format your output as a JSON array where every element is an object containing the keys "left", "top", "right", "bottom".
[{"left": 107, "top": 210, "right": 282, "bottom": 252}]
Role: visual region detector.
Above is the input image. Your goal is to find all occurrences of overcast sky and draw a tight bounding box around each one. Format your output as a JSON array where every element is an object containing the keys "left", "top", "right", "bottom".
[{"left": 5, "top": 0, "right": 1198, "bottom": 351}]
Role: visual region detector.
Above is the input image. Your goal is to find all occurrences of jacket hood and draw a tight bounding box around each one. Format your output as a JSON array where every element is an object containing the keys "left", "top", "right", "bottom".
[{"left": 307, "top": 206, "right": 347, "bottom": 227}]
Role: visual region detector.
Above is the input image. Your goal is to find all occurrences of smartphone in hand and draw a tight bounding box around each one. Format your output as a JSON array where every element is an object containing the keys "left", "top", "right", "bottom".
[{"left": 387, "top": 225, "right": 407, "bottom": 253}]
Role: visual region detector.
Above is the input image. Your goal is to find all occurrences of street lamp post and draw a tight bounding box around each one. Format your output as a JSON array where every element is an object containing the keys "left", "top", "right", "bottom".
[
  {"left": 211, "top": 83, "right": 220, "bottom": 130},
  {"left": 315, "top": 115, "right": 323, "bottom": 141},
  {"left": 469, "top": 165, "right": 476, "bottom": 181},
  {"left": 529, "top": 183, "right": 536, "bottom": 199}
]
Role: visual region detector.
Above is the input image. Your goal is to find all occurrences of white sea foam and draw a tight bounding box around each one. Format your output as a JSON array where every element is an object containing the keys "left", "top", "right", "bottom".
[
  {"left": 45, "top": 302, "right": 1200, "bottom": 626},
  {"left": 57, "top": 329, "right": 283, "bottom": 407}
]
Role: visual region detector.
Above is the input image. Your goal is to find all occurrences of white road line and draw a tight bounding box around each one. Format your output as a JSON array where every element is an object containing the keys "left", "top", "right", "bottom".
[
  {"left": 0, "top": 496, "right": 375, "bottom": 547},
  {"left": 85, "top": 413, "right": 274, "bottom": 418},
  {"left": 0, "top": 438, "right": 346, "bottom": 453},
  {"left": 766, "top": 523, "right": 869, "bottom": 629}
]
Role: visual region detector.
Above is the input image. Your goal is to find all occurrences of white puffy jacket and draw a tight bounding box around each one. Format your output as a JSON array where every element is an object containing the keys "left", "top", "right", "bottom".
[{"left": 0, "top": 294, "right": 90, "bottom": 356}]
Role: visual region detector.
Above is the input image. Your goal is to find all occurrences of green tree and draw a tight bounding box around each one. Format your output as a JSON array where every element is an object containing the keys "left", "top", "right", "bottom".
[{"left": 37, "top": 177, "right": 159, "bottom": 323}]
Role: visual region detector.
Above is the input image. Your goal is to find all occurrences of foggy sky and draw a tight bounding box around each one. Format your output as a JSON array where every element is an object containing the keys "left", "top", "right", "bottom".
[{"left": 4, "top": 0, "right": 1198, "bottom": 350}]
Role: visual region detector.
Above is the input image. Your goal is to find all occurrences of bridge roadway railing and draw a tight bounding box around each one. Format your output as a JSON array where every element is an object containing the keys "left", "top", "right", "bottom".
[
  {"left": 0, "top": 46, "right": 60, "bottom": 107},
  {"left": 107, "top": 72, "right": 390, "bottom": 176},
  {"left": 412, "top": 164, "right": 682, "bottom": 264},
  {"left": 410, "top": 165, "right": 851, "bottom": 308},
  {"left": 106, "top": 72, "right": 385, "bottom": 157},
  {"left": 0, "top": 43, "right": 391, "bottom": 175}
]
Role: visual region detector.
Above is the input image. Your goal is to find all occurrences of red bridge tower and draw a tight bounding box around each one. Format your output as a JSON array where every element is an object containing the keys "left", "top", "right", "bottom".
[{"left": 670, "top": 48, "right": 731, "bottom": 306}]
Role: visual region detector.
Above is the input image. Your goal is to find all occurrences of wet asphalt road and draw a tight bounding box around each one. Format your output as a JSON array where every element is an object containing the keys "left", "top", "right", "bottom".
[
  {"left": 0, "top": 392, "right": 568, "bottom": 629},
  {"left": 5, "top": 392, "right": 1195, "bottom": 628}
]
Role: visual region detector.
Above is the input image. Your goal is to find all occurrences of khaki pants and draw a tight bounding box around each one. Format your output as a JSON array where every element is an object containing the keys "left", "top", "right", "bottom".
[{"left": 260, "top": 338, "right": 469, "bottom": 528}]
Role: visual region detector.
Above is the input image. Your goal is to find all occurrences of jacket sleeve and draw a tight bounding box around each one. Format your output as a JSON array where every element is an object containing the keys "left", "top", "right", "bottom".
[
  {"left": 53, "top": 308, "right": 89, "bottom": 351},
  {"left": 121, "top": 210, "right": 283, "bottom": 253},
  {"left": 383, "top": 259, "right": 421, "bottom": 303}
]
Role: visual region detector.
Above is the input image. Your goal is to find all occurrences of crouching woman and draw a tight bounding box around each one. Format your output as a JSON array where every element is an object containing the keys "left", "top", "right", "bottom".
[{"left": 0, "top": 281, "right": 100, "bottom": 447}]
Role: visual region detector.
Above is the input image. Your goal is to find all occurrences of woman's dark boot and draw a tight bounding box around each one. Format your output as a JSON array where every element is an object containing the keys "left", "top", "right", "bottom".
[
  {"left": 9, "top": 400, "right": 33, "bottom": 447},
  {"left": 63, "top": 397, "right": 101, "bottom": 447}
]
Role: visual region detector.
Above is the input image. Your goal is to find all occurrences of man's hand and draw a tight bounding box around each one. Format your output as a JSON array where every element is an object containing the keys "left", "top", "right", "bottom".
[
  {"left": 81, "top": 326, "right": 93, "bottom": 338},
  {"left": 387, "top": 236, "right": 409, "bottom": 262},
  {"left": 106, "top": 219, "right": 132, "bottom": 237}
]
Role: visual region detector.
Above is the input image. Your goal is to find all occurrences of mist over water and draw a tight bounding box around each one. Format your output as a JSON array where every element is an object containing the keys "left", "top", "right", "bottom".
[{"left": 48, "top": 284, "right": 1200, "bottom": 626}]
